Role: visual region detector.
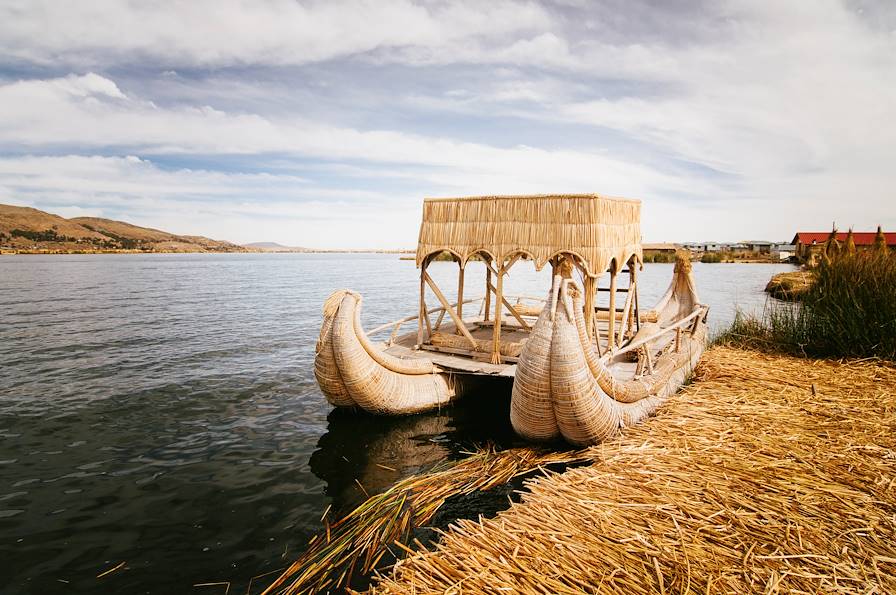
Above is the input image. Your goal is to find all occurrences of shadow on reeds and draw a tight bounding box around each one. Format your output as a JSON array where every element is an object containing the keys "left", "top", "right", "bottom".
[
  {"left": 266, "top": 376, "right": 582, "bottom": 594},
  {"left": 716, "top": 249, "right": 896, "bottom": 360}
]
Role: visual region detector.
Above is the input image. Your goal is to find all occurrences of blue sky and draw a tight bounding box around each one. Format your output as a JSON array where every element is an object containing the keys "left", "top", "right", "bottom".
[{"left": 0, "top": 0, "right": 894, "bottom": 248}]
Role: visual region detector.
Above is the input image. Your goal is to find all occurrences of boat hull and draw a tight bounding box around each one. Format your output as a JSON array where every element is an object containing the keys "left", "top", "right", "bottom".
[
  {"left": 314, "top": 290, "right": 455, "bottom": 415},
  {"left": 511, "top": 257, "right": 707, "bottom": 445}
]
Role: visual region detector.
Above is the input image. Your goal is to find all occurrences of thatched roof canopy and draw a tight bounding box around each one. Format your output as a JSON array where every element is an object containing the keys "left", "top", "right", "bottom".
[{"left": 416, "top": 194, "right": 642, "bottom": 276}]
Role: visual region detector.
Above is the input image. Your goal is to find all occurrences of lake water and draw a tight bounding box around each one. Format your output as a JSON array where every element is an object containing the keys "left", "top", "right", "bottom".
[{"left": 0, "top": 254, "right": 794, "bottom": 593}]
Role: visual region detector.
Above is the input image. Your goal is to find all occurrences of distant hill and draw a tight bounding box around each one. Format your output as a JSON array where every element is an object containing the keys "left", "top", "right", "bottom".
[
  {"left": 0, "top": 204, "right": 250, "bottom": 253},
  {"left": 243, "top": 242, "right": 309, "bottom": 252}
]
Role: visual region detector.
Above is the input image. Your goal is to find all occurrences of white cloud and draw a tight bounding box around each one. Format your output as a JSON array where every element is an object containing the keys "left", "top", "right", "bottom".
[
  {"left": 0, "top": 0, "right": 552, "bottom": 68},
  {"left": 0, "top": 1, "right": 894, "bottom": 246},
  {"left": 0, "top": 73, "right": 689, "bottom": 199}
]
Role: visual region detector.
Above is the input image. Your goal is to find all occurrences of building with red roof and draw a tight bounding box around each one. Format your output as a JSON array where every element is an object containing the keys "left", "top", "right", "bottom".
[{"left": 791, "top": 230, "right": 895, "bottom": 262}]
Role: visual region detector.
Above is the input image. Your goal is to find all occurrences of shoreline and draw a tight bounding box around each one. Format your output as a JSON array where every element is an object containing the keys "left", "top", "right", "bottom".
[
  {"left": 0, "top": 249, "right": 416, "bottom": 255},
  {"left": 365, "top": 345, "right": 896, "bottom": 593}
]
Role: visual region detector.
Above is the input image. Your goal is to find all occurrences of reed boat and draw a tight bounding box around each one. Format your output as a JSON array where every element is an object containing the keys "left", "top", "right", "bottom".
[{"left": 315, "top": 194, "right": 708, "bottom": 445}]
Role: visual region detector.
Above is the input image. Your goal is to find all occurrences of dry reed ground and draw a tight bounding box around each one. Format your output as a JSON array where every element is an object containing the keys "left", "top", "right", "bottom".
[{"left": 369, "top": 346, "right": 896, "bottom": 594}]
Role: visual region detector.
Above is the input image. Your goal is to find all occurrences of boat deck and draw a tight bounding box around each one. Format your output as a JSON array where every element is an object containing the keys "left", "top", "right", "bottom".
[{"left": 382, "top": 316, "right": 674, "bottom": 381}]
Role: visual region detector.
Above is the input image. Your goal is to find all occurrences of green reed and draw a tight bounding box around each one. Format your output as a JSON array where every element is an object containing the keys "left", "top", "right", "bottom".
[{"left": 717, "top": 249, "right": 896, "bottom": 360}]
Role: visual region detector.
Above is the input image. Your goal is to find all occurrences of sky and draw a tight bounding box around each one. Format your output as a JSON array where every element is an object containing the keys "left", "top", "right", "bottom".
[{"left": 0, "top": 0, "right": 894, "bottom": 248}]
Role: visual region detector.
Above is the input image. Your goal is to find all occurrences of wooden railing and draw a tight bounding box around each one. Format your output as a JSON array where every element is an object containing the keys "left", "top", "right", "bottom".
[
  {"left": 366, "top": 294, "right": 546, "bottom": 346},
  {"left": 600, "top": 304, "right": 709, "bottom": 363}
]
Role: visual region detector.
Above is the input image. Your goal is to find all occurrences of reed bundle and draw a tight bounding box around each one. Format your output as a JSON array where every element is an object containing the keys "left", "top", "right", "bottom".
[
  {"left": 416, "top": 195, "right": 642, "bottom": 275},
  {"left": 370, "top": 346, "right": 896, "bottom": 594},
  {"left": 765, "top": 270, "right": 814, "bottom": 301},
  {"left": 429, "top": 331, "right": 527, "bottom": 358},
  {"left": 262, "top": 447, "right": 590, "bottom": 594}
]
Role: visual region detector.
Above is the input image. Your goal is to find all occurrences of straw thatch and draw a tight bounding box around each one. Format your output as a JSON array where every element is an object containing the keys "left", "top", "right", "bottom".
[
  {"left": 262, "top": 447, "right": 592, "bottom": 595},
  {"left": 370, "top": 347, "right": 896, "bottom": 594},
  {"left": 315, "top": 290, "right": 454, "bottom": 414},
  {"left": 416, "top": 195, "right": 642, "bottom": 276}
]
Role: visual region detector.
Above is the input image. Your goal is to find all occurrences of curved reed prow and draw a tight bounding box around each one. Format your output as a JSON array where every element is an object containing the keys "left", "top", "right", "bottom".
[{"left": 314, "top": 290, "right": 454, "bottom": 415}]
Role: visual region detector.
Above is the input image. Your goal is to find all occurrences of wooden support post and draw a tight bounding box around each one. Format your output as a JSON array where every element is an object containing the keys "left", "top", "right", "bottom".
[
  {"left": 593, "top": 309, "right": 604, "bottom": 357},
  {"left": 607, "top": 265, "right": 617, "bottom": 352},
  {"left": 424, "top": 271, "right": 477, "bottom": 349},
  {"left": 644, "top": 344, "right": 655, "bottom": 375},
  {"left": 491, "top": 262, "right": 505, "bottom": 364},
  {"left": 483, "top": 264, "right": 492, "bottom": 322},
  {"left": 433, "top": 309, "right": 446, "bottom": 331},
  {"left": 484, "top": 260, "right": 531, "bottom": 330},
  {"left": 675, "top": 327, "right": 682, "bottom": 353},
  {"left": 456, "top": 264, "right": 465, "bottom": 334},
  {"left": 486, "top": 279, "right": 531, "bottom": 330},
  {"left": 417, "top": 261, "right": 427, "bottom": 347},
  {"left": 633, "top": 263, "right": 641, "bottom": 333},
  {"left": 628, "top": 263, "right": 638, "bottom": 338},
  {"left": 583, "top": 275, "right": 595, "bottom": 340},
  {"left": 617, "top": 282, "right": 634, "bottom": 347},
  {"left": 388, "top": 321, "right": 402, "bottom": 346}
]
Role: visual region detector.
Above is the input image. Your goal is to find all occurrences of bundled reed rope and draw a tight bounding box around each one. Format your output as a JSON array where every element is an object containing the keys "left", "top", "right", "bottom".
[
  {"left": 429, "top": 331, "right": 527, "bottom": 358},
  {"left": 262, "top": 447, "right": 590, "bottom": 595},
  {"left": 370, "top": 346, "right": 896, "bottom": 594}
]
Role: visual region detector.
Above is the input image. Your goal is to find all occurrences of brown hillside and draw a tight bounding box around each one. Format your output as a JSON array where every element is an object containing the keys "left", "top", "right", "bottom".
[
  {"left": 0, "top": 204, "right": 248, "bottom": 253},
  {"left": 0, "top": 204, "right": 107, "bottom": 240},
  {"left": 69, "top": 217, "right": 180, "bottom": 242}
]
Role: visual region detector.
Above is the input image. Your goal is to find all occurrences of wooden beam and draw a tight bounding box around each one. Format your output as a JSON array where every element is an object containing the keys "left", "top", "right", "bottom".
[
  {"left": 483, "top": 259, "right": 531, "bottom": 331},
  {"left": 417, "top": 262, "right": 426, "bottom": 348},
  {"left": 423, "top": 298, "right": 433, "bottom": 339},
  {"left": 633, "top": 264, "right": 641, "bottom": 333},
  {"left": 607, "top": 266, "right": 617, "bottom": 352},
  {"left": 583, "top": 275, "right": 595, "bottom": 340},
  {"left": 616, "top": 276, "right": 634, "bottom": 346},
  {"left": 424, "top": 271, "right": 477, "bottom": 349},
  {"left": 627, "top": 263, "right": 638, "bottom": 339},
  {"left": 368, "top": 297, "right": 482, "bottom": 337},
  {"left": 420, "top": 343, "right": 520, "bottom": 364},
  {"left": 433, "top": 309, "right": 446, "bottom": 331},
  {"left": 483, "top": 265, "right": 492, "bottom": 322},
  {"left": 504, "top": 252, "right": 523, "bottom": 273},
  {"left": 491, "top": 263, "right": 504, "bottom": 364},
  {"left": 487, "top": 280, "right": 531, "bottom": 330},
  {"left": 456, "top": 264, "right": 465, "bottom": 333}
]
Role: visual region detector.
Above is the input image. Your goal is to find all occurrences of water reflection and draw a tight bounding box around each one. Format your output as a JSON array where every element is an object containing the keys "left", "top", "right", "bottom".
[{"left": 310, "top": 376, "right": 519, "bottom": 515}]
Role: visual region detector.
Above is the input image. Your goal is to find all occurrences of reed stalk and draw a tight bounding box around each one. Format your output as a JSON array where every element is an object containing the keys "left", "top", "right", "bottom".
[
  {"left": 370, "top": 346, "right": 896, "bottom": 594},
  {"left": 720, "top": 249, "right": 896, "bottom": 359},
  {"left": 262, "top": 447, "right": 590, "bottom": 594}
]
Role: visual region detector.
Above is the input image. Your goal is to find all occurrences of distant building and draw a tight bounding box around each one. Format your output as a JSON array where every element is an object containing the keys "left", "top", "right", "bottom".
[
  {"left": 679, "top": 242, "right": 704, "bottom": 253},
  {"left": 791, "top": 231, "right": 896, "bottom": 262},
  {"left": 642, "top": 243, "right": 678, "bottom": 257},
  {"left": 772, "top": 244, "right": 796, "bottom": 260},
  {"left": 742, "top": 241, "right": 774, "bottom": 254},
  {"left": 703, "top": 242, "right": 722, "bottom": 252}
]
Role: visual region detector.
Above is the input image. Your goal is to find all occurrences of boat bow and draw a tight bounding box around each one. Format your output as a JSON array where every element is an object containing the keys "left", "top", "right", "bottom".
[{"left": 315, "top": 290, "right": 454, "bottom": 415}]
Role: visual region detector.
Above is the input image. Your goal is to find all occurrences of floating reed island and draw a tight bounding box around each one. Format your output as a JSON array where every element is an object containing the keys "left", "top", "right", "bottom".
[
  {"left": 264, "top": 345, "right": 895, "bottom": 594},
  {"left": 765, "top": 270, "right": 814, "bottom": 301},
  {"left": 366, "top": 346, "right": 896, "bottom": 594},
  {"left": 315, "top": 194, "right": 708, "bottom": 446}
]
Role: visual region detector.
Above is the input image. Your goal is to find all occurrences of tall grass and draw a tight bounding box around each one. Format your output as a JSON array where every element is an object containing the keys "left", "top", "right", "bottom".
[{"left": 718, "top": 249, "right": 896, "bottom": 359}]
